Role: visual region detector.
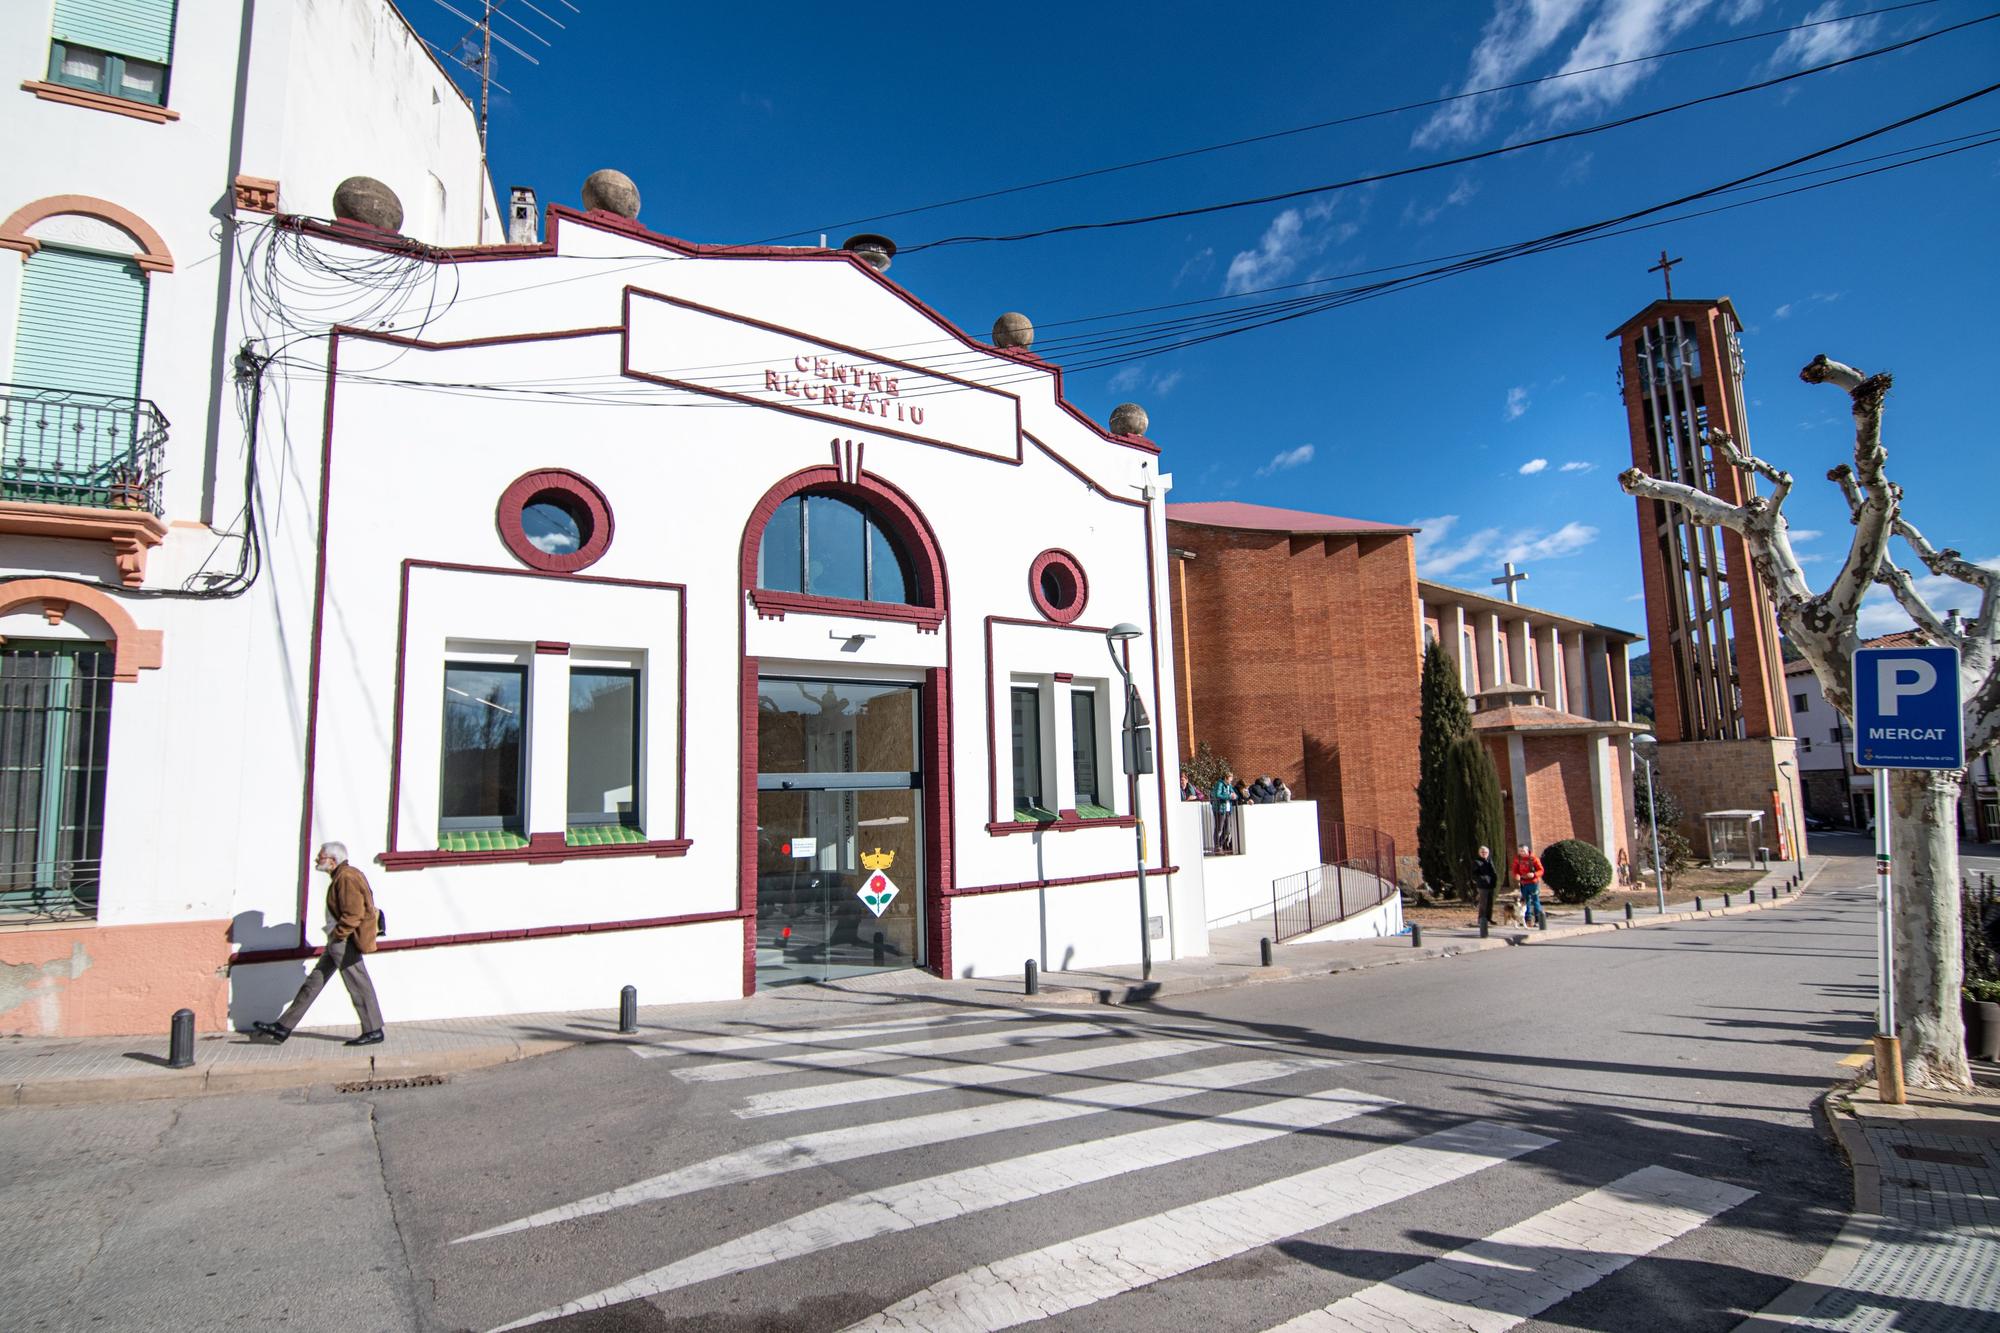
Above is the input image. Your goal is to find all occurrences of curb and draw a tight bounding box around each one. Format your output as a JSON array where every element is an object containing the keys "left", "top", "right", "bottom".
[
  {"left": 1734, "top": 1077, "right": 1882, "bottom": 1330},
  {"left": 3, "top": 1035, "right": 574, "bottom": 1107}
]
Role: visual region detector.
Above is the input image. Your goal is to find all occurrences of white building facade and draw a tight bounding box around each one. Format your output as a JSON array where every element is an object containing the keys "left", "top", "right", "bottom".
[{"left": 0, "top": 2, "right": 1194, "bottom": 1035}]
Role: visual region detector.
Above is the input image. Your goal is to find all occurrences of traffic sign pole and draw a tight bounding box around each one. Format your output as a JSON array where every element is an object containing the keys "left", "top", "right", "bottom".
[
  {"left": 1872, "top": 768, "right": 1904, "bottom": 1104},
  {"left": 1850, "top": 644, "right": 1958, "bottom": 1109}
]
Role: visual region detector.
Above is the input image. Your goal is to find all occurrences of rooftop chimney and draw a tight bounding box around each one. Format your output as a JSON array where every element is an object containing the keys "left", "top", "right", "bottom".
[{"left": 508, "top": 186, "right": 539, "bottom": 245}]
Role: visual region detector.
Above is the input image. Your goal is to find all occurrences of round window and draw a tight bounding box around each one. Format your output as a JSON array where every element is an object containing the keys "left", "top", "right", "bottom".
[
  {"left": 497, "top": 469, "right": 613, "bottom": 572},
  {"left": 1029, "top": 549, "right": 1088, "bottom": 623}
]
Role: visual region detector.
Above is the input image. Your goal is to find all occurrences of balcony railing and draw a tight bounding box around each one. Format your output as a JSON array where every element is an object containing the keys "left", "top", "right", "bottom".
[{"left": 0, "top": 383, "right": 167, "bottom": 516}]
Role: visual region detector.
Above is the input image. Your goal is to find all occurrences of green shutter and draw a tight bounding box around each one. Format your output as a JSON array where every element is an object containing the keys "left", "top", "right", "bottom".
[
  {"left": 12, "top": 247, "right": 149, "bottom": 402},
  {"left": 52, "top": 0, "right": 177, "bottom": 64}
]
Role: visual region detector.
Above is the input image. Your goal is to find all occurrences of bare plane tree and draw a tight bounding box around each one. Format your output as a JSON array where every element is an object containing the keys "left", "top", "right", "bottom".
[{"left": 1620, "top": 355, "right": 1996, "bottom": 1091}]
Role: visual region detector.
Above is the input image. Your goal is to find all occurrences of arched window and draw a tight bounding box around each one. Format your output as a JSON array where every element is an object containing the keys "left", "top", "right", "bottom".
[{"left": 757, "top": 492, "right": 913, "bottom": 606}]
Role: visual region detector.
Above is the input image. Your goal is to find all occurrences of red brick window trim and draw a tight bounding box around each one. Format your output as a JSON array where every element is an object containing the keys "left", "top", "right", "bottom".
[
  {"left": 497, "top": 469, "right": 614, "bottom": 574},
  {"left": 1029, "top": 549, "right": 1088, "bottom": 624}
]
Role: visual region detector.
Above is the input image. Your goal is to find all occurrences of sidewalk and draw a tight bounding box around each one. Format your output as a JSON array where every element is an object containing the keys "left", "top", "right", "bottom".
[
  {"left": 1, "top": 854, "right": 1823, "bottom": 1107},
  {"left": 1740, "top": 1069, "right": 2000, "bottom": 1331}
]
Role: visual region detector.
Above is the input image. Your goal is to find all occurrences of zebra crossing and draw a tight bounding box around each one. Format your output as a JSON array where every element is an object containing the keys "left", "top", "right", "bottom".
[{"left": 458, "top": 1009, "right": 1757, "bottom": 1332}]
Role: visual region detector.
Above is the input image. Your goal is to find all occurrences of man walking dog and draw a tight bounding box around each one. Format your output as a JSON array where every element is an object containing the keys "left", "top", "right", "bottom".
[{"left": 255, "top": 841, "right": 385, "bottom": 1046}]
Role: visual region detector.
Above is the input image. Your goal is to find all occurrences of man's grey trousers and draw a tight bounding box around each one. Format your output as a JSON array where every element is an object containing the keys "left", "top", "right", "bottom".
[{"left": 277, "top": 938, "right": 383, "bottom": 1033}]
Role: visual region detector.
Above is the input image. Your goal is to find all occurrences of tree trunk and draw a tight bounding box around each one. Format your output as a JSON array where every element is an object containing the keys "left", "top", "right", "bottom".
[{"left": 1890, "top": 767, "right": 1971, "bottom": 1090}]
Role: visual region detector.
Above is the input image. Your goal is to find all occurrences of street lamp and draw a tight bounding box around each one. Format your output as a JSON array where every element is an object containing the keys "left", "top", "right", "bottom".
[
  {"left": 1634, "top": 733, "right": 1666, "bottom": 915},
  {"left": 1105, "top": 622, "right": 1153, "bottom": 980}
]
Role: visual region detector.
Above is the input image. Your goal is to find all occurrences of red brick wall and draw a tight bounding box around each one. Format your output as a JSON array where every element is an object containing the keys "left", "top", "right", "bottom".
[
  {"left": 1167, "top": 522, "right": 1422, "bottom": 861},
  {"left": 1522, "top": 734, "right": 1594, "bottom": 848}
]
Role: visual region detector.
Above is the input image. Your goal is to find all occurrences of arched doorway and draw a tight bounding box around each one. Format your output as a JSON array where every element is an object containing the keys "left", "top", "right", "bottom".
[{"left": 739, "top": 467, "right": 950, "bottom": 989}]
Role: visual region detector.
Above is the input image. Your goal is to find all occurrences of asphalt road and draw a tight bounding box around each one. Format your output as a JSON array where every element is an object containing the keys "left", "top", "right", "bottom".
[{"left": 3, "top": 849, "right": 1881, "bottom": 1333}]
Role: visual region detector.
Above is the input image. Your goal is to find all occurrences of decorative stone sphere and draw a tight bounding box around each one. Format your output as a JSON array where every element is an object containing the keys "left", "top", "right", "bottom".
[
  {"left": 843, "top": 233, "right": 896, "bottom": 273},
  {"left": 581, "top": 169, "right": 641, "bottom": 219},
  {"left": 1109, "top": 402, "right": 1150, "bottom": 437},
  {"left": 992, "top": 312, "right": 1034, "bottom": 349},
  {"left": 331, "top": 176, "right": 403, "bottom": 232}
]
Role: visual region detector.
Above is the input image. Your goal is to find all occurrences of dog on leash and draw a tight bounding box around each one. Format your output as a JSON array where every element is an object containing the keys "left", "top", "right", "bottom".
[{"left": 1499, "top": 894, "right": 1525, "bottom": 927}]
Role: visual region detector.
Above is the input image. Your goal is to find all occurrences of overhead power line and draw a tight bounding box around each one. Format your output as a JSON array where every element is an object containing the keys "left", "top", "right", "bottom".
[
  {"left": 895, "top": 10, "right": 2000, "bottom": 254},
  {"left": 762, "top": 0, "right": 1952, "bottom": 243}
]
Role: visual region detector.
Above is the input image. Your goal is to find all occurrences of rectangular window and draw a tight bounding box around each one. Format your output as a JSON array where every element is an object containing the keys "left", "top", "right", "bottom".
[
  {"left": 1010, "top": 686, "right": 1048, "bottom": 820},
  {"left": 1792, "top": 692, "right": 1808, "bottom": 713},
  {"left": 1071, "top": 690, "right": 1102, "bottom": 812},
  {"left": 440, "top": 663, "right": 526, "bottom": 832},
  {"left": 1830, "top": 726, "right": 1843, "bottom": 744},
  {"left": 1801, "top": 736, "right": 1812, "bottom": 752},
  {"left": 568, "top": 668, "right": 639, "bottom": 827},
  {"left": 48, "top": 0, "right": 176, "bottom": 105},
  {"left": 0, "top": 644, "right": 113, "bottom": 922}
]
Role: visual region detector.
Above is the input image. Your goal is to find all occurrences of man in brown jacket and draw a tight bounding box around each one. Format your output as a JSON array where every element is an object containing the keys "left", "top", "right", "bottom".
[{"left": 254, "top": 841, "right": 385, "bottom": 1045}]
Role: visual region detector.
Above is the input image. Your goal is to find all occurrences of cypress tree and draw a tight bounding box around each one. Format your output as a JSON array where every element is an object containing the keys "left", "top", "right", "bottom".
[
  {"left": 1443, "top": 735, "right": 1506, "bottom": 896},
  {"left": 1417, "top": 640, "right": 1474, "bottom": 892}
]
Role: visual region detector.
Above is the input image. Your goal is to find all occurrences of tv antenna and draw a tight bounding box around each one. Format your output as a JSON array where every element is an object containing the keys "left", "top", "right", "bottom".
[{"left": 427, "top": 0, "right": 579, "bottom": 242}]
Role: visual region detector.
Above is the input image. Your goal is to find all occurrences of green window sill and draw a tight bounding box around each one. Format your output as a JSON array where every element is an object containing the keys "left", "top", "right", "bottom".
[
  {"left": 439, "top": 829, "right": 529, "bottom": 853},
  {"left": 566, "top": 824, "right": 647, "bottom": 847}
]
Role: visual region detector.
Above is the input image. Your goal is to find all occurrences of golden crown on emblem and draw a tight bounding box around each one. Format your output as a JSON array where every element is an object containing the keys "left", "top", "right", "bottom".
[{"left": 860, "top": 847, "right": 895, "bottom": 871}]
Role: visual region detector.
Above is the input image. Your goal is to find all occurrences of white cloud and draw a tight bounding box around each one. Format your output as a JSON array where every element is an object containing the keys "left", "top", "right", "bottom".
[
  {"left": 1410, "top": 512, "right": 1598, "bottom": 577},
  {"left": 1529, "top": 0, "right": 1711, "bottom": 126},
  {"left": 1256, "top": 444, "right": 1316, "bottom": 477},
  {"left": 1720, "top": 0, "right": 1768, "bottom": 21},
  {"left": 1413, "top": 0, "right": 1593, "bottom": 148},
  {"left": 1773, "top": 302, "right": 1794, "bottom": 320},
  {"left": 1223, "top": 198, "right": 1360, "bottom": 295},
  {"left": 1558, "top": 149, "right": 1595, "bottom": 186},
  {"left": 1175, "top": 246, "right": 1215, "bottom": 287},
  {"left": 1107, "top": 364, "right": 1184, "bottom": 397},
  {"left": 1766, "top": 2, "right": 1880, "bottom": 73},
  {"left": 1559, "top": 460, "right": 1596, "bottom": 473},
  {"left": 1153, "top": 369, "right": 1184, "bottom": 395},
  {"left": 1518, "top": 457, "right": 1549, "bottom": 474},
  {"left": 1506, "top": 386, "right": 1531, "bottom": 420},
  {"left": 1625, "top": 591, "right": 1645, "bottom": 602},
  {"left": 1795, "top": 553, "right": 1827, "bottom": 564},
  {"left": 1855, "top": 556, "right": 2000, "bottom": 636},
  {"left": 1106, "top": 365, "right": 1144, "bottom": 393},
  {"left": 1787, "top": 527, "right": 1823, "bottom": 542},
  {"left": 1402, "top": 176, "right": 1481, "bottom": 228}
]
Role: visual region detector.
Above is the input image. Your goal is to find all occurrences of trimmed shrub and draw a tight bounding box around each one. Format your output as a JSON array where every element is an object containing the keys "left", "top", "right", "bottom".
[{"left": 1541, "top": 839, "right": 1613, "bottom": 903}]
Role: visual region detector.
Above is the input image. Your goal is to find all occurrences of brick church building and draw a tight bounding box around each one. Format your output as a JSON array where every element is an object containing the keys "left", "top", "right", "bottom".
[{"left": 1165, "top": 502, "right": 1640, "bottom": 884}]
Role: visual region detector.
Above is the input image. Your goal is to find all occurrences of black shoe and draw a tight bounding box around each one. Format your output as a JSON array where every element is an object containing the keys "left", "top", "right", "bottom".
[
  {"left": 344, "top": 1030, "right": 385, "bottom": 1047},
  {"left": 252, "top": 1020, "right": 290, "bottom": 1043}
]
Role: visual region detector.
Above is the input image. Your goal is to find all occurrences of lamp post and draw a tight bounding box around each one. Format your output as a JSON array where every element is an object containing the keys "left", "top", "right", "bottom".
[
  {"left": 1635, "top": 733, "right": 1665, "bottom": 914},
  {"left": 1105, "top": 623, "right": 1152, "bottom": 980}
]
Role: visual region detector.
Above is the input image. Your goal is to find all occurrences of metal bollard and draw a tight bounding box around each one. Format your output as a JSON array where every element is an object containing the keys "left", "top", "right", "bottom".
[
  {"left": 167, "top": 1008, "right": 195, "bottom": 1069},
  {"left": 1625, "top": 902, "right": 1633, "bottom": 922},
  {"left": 1695, "top": 895, "right": 1703, "bottom": 911},
  {"left": 1724, "top": 893, "right": 1733, "bottom": 908},
  {"left": 619, "top": 985, "right": 638, "bottom": 1035},
  {"left": 1537, "top": 913, "right": 1547, "bottom": 931},
  {"left": 1584, "top": 905, "right": 1593, "bottom": 925},
  {"left": 1410, "top": 923, "right": 1422, "bottom": 948},
  {"left": 1749, "top": 888, "right": 1757, "bottom": 903},
  {"left": 1479, "top": 919, "right": 1488, "bottom": 938},
  {"left": 1259, "top": 937, "right": 1274, "bottom": 967},
  {"left": 873, "top": 931, "right": 886, "bottom": 967},
  {"left": 1024, "top": 959, "right": 1039, "bottom": 996}
]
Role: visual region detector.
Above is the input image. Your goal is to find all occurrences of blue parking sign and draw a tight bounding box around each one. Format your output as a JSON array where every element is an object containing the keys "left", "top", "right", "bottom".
[{"left": 1852, "top": 645, "right": 1963, "bottom": 770}]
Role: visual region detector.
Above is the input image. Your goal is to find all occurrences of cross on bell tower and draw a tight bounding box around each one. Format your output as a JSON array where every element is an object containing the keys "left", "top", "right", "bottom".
[
  {"left": 1490, "top": 562, "right": 1529, "bottom": 603},
  {"left": 1648, "top": 249, "right": 1683, "bottom": 300}
]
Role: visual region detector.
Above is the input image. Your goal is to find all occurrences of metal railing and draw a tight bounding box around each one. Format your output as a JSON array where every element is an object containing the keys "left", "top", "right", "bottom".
[
  {"left": 0, "top": 645, "right": 115, "bottom": 923},
  {"left": 1268, "top": 822, "right": 1399, "bottom": 942},
  {"left": 0, "top": 382, "right": 168, "bottom": 515}
]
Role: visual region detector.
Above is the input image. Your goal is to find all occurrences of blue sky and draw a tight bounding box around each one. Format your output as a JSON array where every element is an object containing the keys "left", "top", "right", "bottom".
[{"left": 409, "top": 0, "right": 2000, "bottom": 652}]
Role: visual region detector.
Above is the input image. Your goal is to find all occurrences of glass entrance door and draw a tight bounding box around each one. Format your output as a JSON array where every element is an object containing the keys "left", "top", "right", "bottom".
[{"left": 755, "top": 678, "right": 923, "bottom": 987}]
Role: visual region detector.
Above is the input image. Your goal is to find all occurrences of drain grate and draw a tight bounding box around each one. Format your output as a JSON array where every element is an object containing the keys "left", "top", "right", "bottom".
[
  {"left": 1891, "top": 1144, "right": 1989, "bottom": 1169},
  {"left": 336, "top": 1074, "right": 448, "bottom": 1094}
]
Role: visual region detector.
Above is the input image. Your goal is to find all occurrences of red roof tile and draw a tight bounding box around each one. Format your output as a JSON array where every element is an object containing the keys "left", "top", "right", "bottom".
[{"left": 1166, "top": 501, "right": 1417, "bottom": 536}]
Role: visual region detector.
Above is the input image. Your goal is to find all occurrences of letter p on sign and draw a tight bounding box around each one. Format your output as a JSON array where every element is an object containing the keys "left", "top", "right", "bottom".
[{"left": 1877, "top": 658, "right": 1936, "bottom": 716}]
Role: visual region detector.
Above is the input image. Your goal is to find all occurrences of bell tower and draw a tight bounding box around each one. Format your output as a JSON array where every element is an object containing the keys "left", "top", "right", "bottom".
[{"left": 1610, "top": 280, "right": 1801, "bottom": 855}]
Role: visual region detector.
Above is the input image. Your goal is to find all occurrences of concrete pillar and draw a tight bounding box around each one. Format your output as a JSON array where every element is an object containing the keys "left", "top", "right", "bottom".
[
  {"left": 1536, "top": 625, "right": 1562, "bottom": 708},
  {"left": 1609, "top": 640, "right": 1632, "bottom": 722},
  {"left": 1439, "top": 603, "right": 1468, "bottom": 693},
  {"left": 1475, "top": 613, "right": 1503, "bottom": 692},
  {"left": 1587, "top": 733, "right": 1616, "bottom": 858},
  {"left": 1565, "top": 632, "right": 1588, "bottom": 719},
  {"left": 1586, "top": 635, "right": 1614, "bottom": 722},
  {"left": 1506, "top": 619, "right": 1532, "bottom": 690},
  {"left": 1506, "top": 733, "right": 1532, "bottom": 848}
]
